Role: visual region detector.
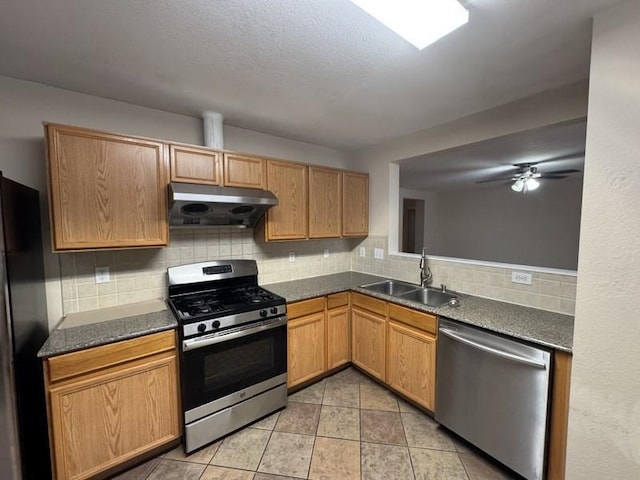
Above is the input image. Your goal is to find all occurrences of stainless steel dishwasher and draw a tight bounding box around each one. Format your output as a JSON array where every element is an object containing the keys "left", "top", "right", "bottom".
[{"left": 435, "top": 318, "right": 552, "bottom": 480}]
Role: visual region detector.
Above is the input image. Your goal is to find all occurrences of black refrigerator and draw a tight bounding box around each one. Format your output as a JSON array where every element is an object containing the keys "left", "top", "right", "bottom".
[{"left": 0, "top": 173, "right": 51, "bottom": 479}]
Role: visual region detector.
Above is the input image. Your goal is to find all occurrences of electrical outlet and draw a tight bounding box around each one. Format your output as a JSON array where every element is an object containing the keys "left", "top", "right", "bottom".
[
  {"left": 323, "top": 249, "right": 329, "bottom": 258},
  {"left": 374, "top": 248, "right": 384, "bottom": 260},
  {"left": 511, "top": 271, "right": 532, "bottom": 285},
  {"left": 288, "top": 252, "right": 295, "bottom": 262},
  {"left": 359, "top": 247, "right": 366, "bottom": 257},
  {"left": 95, "top": 266, "right": 110, "bottom": 284}
]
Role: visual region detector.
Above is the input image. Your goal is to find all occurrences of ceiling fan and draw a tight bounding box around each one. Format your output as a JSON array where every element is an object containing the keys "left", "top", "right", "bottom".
[{"left": 476, "top": 152, "right": 584, "bottom": 192}]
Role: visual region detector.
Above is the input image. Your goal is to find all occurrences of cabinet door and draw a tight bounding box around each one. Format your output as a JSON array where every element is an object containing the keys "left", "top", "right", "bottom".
[
  {"left": 342, "top": 172, "right": 369, "bottom": 237},
  {"left": 48, "top": 352, "right": 180, "bottom": 480},
  {"left": 309, "top": 166, "right": 341, "bottom": 238},
  {"left": 327, "top": 306, "right": 350, "bottom": 370},
  {"left": 223, "top": 153, "right": 267, "bottom": 189},
  {"left": 46, "top": 124, "right": 169, "bottom": 250},
  {"left": 351, "top": 307, "right": 386, "bottom": 381},
  {"left": 387, "top": 320, "right": 436, "bottom": 410},
  {"left": 265, "top": 160, "right": 308, "bottom": 240},
  {"left": 288, "top": 312, "right": 326, "bottom": 387},
  {"left": 170, "top": 144, "right": 222, "bottom": 185}
]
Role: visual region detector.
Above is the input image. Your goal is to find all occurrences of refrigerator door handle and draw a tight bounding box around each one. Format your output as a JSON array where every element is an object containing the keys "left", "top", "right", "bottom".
[{"left": 439, "top": 328, "right": 547, "bottom": 369}]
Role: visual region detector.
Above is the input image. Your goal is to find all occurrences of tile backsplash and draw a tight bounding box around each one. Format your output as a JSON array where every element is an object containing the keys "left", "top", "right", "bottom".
[
  {"left": 60, "top": 228, "right": 359, "bottom": 315},
  {"left": 351, "top": 235, "right": 577, "bottom": 315},
  {"left": 59, "top": 231, "right": 576, "bottom": 316}
]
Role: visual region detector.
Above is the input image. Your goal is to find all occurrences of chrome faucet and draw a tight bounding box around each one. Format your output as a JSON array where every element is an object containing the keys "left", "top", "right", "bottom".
[{"left": 419, "top": 245, "right": 433, "bottom": 287}]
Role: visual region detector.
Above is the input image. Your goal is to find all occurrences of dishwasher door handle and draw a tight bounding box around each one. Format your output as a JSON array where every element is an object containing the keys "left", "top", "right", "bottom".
[{"left": 439, "top": 328, "right": 547, "bottom": 369}]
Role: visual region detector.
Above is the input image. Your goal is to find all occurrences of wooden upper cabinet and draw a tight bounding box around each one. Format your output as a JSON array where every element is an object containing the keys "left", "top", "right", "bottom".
[
  {"left": 342, "top": 171, "right": 369, "bottom": 237},
  {"left": 309, "top": 166, "right": 341, "bottom": 238},
  {"left": 264, "top": 160, "right": 308, "bottom": 240},
  {"left": 170, "top": 144, "right": 222, "bottom": 185},
  {"left": 45, "top": 124, "right": 169, "bottom": 251},
  {"left": 223, "top": 153, "right": 267, "bottom": 189}
]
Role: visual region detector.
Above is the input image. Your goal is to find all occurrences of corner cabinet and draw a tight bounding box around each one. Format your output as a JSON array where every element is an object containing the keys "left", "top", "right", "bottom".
[
  {"left": 45, "top": 124, "right": 169, "bottom": 251},
  {"left": 342, "top": 171, "right": 369, "bottom": 237},
  {"left": 43, "top": 331, "right": 180, "bottom": 480}
]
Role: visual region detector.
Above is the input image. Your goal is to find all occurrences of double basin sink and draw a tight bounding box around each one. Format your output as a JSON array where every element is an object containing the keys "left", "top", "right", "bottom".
[{"left": 359, "top": 280, "right": 457, "bottom": 307}]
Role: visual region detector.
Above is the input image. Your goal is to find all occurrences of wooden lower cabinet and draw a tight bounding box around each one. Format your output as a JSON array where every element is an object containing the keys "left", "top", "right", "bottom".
[
  {"left": 547, "top": 351, "right": 573, "bottom": 480},
  {"left": 386, "top": 320, "right": 436, "bottom": 410},
  {"left": 44, "top": 331, "right": 180, "bottom": 480},
  {"left": 287, "top": 298, "right": 326, "bottom": 388},
  {"left": 351, "top": 307, "right": 386, "bottom": 381},
  {"left": 326, "top": 292, "right": 351, "bottom": 370}
]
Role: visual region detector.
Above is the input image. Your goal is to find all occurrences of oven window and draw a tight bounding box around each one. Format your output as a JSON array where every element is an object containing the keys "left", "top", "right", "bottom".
[{"left": 182, "top": 324, "right": 286, "bottom": 412}]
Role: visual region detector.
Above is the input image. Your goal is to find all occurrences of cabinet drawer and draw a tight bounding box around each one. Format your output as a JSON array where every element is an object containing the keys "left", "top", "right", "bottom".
[
  {"left": 47, "top": 330, "right": 176, "bottom": 383},
  {"left": 388, "top": 303, "right": 437, "bottom": 335},
  {"left": 351, "top": 292, "right": 387, "bottom": 316},
  {"left": 288, "top": 297, "right": 326, "bottom": 320},
  {"left": 327, "top": 292, "right": 349, "bottom": 309}
]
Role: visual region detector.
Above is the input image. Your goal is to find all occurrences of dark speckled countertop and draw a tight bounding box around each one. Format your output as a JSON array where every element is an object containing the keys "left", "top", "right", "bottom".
[
  {"left": 265, "top": 272, "right": 574, "bottom": 352},
  {"left": 38, "top": 306, "right": 177, "bottom": 358}
]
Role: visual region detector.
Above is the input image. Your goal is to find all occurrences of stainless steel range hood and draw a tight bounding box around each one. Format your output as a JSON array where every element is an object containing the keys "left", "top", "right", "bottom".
[{"left": 169, "top": 183, "right": 277, "bottom": 228}]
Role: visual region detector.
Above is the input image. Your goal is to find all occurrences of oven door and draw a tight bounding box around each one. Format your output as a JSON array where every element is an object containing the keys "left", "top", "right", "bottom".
[{"left": 181, "top": 316, "right": 287, "bottom": 419}]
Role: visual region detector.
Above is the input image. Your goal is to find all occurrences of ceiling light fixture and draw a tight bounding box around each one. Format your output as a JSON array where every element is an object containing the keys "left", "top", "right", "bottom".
[
  {"left": 511, "top": 169, "right": 541, "bottom": 193},
  {"left": 349, "top": 0, "right": 469, "bottom": 50}
]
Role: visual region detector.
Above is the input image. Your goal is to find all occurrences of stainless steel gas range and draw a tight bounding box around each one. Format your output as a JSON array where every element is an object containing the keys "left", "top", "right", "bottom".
[{"left": 167, "top": 260, "right": 288, "bottom": 453}]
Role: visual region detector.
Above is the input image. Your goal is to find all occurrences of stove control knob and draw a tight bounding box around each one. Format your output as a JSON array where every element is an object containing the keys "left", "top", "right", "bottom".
[
  {"left": 270, "top": 307, "right": 278, "bottom": 314},
  {"left": 197, "top": 323, "right": 207, "bottom": 333},
  {"left": 260, "top": 309, "right": 268, "bottom": 317},
  {"left": 211, "top": 320, "right": 221, "bottom": 329}
]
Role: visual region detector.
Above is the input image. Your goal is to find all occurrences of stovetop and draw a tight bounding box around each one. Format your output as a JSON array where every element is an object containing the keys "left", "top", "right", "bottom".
[
  {"left": 170, "top": 285, "right": 284, "bottom": 323},
  {"left": 167, "top": 260, "right": 287, "bottom": 338}
]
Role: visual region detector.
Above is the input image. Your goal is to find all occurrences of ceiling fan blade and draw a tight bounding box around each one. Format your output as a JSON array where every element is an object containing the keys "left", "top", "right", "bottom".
[
  {"left": 476, "top": 176, "right": 515, "bottom": 184},
  {"left": 543, "top": 169, "right": 581, "bottom": 175},
  {"left": 540, "top": 174, "right": 568, "bottom": 179},
  {"left": 512, "top": 151, "right": 585, "bottom": 168}
]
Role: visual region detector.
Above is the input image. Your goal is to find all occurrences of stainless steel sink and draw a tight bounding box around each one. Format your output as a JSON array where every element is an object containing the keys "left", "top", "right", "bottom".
[
  {"left": 359, "top": 280, "right": 420, "bottom": 296},
  {"left": 398, "top": 287, "right": 457, "bottom": 307}
]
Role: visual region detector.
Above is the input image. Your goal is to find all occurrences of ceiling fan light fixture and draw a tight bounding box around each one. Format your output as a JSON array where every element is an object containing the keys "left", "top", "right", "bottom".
[
  {"left": 349, "top": 0, "right": 469, "bottom": 50},
  {"left": 525, "top": 178, "right": 540, "bottom": 191},
  {"left": 511, "top": 179, "right": 524, "bottom": 192}
]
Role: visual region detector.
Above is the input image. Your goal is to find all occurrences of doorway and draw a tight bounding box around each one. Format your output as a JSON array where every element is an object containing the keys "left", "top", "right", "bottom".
[{"left": 402, "top": 198, "right": 424, "bottom": 254}]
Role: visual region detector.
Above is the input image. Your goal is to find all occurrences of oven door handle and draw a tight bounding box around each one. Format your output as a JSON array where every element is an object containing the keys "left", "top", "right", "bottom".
[{"left": 182, "top": 316, "right": 288, "bottom": 352}]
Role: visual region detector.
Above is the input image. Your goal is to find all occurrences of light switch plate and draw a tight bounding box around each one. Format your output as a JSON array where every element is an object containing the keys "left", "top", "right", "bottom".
[
  {"left": 511, "top": 271, "right": 532, "bottom": 285},
  {"left": 95, "top": 266, "right": 110, "bottom": 284},
  {"left": 288, "top": 252, "right": 295, "bottom": 262},
  {"left": 359, "top": 247, "right": 366, "bottom": 257},
  {"left": 374, "top": 248, "right": 384, "bottom": 260},
  {"left": 323, "top": 249, "right": 330, "bottom": 258}
]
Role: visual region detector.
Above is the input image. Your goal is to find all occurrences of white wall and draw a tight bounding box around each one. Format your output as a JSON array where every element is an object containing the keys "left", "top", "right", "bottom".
[
  {"left": 566, "top": 2, "right": 640, "bottom": 478},
  {"left": 0, "top": 76, "right": 351, "bottom": 328}
]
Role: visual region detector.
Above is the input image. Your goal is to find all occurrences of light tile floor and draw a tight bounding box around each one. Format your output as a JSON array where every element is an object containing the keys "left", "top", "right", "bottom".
[{"left": 113, "top": 368, "right": 520, "bottom": 480}]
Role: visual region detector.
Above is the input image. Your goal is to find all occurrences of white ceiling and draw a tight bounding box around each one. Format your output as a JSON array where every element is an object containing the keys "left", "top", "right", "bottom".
[
  {"left": 399, "top": 119, "right": 586, "bottom": 191},
  {"left": 0, "top": 0, "right": 621, "bottom": 150}
]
